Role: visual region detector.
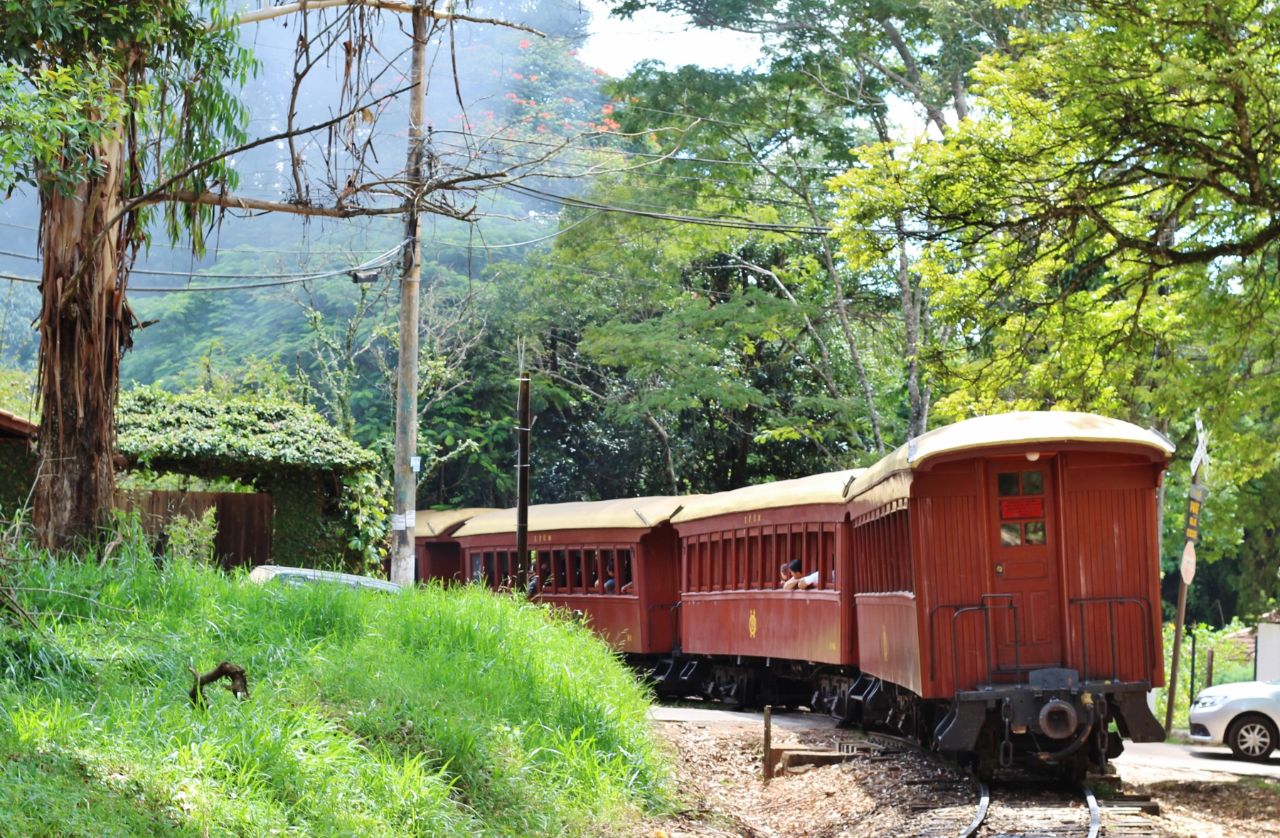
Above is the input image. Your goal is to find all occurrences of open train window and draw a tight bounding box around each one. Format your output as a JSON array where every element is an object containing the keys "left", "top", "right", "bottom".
[
  {"left": 569, "top": 549, "right": 584, "bottom": 592},
  {"left": 619, "top": 549, "right": 633, "bottom": 594},
  {"left": 482, "top": 552, "right": 496, "bottom": 589},
  {"left": 552, "top": 549, "right": 567, "bottom": 590}
]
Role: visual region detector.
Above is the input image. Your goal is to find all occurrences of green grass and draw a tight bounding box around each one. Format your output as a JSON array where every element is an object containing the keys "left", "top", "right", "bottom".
[{"left": 0, "top": 530, "right": 670, "bottom": 836}]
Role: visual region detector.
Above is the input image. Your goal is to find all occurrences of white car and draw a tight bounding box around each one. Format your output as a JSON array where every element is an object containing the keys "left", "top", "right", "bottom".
[
  {"left": 1189, "top": 680, "right": 1280, "bottom": 761},
  {"left": 248, "top": 564, "right": 402, "bottom": 594}
]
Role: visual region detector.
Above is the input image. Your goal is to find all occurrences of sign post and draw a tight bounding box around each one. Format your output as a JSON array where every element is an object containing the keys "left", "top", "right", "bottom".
[{"left": 1164, "top": 413, "right": 1208, "bottom": 735}]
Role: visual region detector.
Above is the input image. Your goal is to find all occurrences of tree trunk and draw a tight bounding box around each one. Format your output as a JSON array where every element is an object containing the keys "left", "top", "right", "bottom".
[{"left": 34, "top": 126, "right": 135, "bottom": 549}]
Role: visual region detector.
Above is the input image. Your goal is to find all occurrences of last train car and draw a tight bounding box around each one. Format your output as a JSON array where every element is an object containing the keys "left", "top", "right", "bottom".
[
  {"left": 450, "top": 498, "right": 687, "bottom": 655},
  {"left": 845, "top": 411, "right": 1172, "bottom": 778},
  {"left": 411, "top": 508, "right": 496, "bottom": 584},
  {"left": 662, "top": 470, "right": 863, "bottom": 707}
]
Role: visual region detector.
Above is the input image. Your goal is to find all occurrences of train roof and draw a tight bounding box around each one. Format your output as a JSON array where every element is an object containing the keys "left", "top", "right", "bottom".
[
  {"left": 452, "top": 496, "right": 690, "bottom": 537},
  {"left": 671, "top": 469, "right": 865, "bottom": 524},
  {"left": 414, "top": 508, "right": 498, "bottom": 538},
  {"left": 845, "top": 411, "right": 1174, "bottom": 501}
]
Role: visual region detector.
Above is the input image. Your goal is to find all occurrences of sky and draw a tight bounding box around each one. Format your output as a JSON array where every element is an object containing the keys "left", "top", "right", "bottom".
[{"left": 576, "top": 0, "right": 764, "bottom": 77}]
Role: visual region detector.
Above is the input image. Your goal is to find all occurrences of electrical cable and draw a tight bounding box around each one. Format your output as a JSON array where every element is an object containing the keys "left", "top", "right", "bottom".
[
  {"left": 0, "top": 240, "right": 409, "bottom": 293},
  {"left": 502, "top": 182, "right": 829, "bottom": 235}
]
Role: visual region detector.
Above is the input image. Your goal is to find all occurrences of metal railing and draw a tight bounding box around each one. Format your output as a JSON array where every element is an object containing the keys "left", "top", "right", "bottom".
[
  {"left": 928, "top": 594, "right": 1022, "bottom": 689},
  {"left": 1068, "top": 595, "right": 1154, "bottom": 682}
]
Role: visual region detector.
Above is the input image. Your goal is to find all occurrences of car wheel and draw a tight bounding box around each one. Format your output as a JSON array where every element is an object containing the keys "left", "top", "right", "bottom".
[{"left": 1226, "top": 714, "right": 1278, "bottom": 761}]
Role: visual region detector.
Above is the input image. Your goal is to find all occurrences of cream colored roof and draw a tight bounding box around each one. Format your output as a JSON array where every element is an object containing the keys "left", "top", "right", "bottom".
[
  {"left": 846, "top": 411, "right": 1174, "bottom": 500},
  {"left": 671, "top": 469, "right": 865, "bottom": 524},
  {"left": 452, "top": 496, "right": 691, "bottom": 537},
  {"left": 414, "top": 508, "right": 498, "bottom": 538}
]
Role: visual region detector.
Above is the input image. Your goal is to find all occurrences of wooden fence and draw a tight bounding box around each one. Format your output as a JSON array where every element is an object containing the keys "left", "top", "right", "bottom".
[{"left": 114, "top": 490, "right": 272, "bottom": 569}]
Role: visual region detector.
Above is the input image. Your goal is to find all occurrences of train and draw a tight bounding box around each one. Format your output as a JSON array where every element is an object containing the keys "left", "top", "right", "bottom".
[{"left": 411, "top": 411, "right": 1172, "bottom": 779}]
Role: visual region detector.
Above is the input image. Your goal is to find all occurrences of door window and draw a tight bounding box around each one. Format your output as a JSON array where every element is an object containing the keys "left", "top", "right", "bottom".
[{"left": 997, "top": 471, "right": 1047, "bottom": 547}]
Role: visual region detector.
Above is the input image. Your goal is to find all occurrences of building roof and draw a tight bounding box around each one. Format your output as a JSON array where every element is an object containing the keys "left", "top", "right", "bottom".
[
  {"left": 0, "top": 407, "right": 36, "bottom": 439},
  {"left": 846, "top": 411, "right": 1174, "bottom": 501},
  {"left": 452, "top": 496, "right": 690, "bottom": 537},
  {"left": 671, "top": 469, "right": 865, "bottom": 524},
  {"left": 414, "top": 508, "right": 497, "bottom": 538}
]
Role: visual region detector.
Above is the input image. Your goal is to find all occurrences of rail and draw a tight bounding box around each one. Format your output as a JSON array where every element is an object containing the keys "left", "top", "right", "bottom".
[
  {"left": 927, "top": 593, "right": 1022, "bottom": 688},
  {"left": 1067, "top": 595, "right": 1154, "bottom": 682}
]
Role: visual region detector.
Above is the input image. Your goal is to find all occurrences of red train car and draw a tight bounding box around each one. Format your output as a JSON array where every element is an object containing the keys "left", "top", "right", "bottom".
[
  {"left": 450, "top": 498, "right": 686, "bottom": 654},
  {"left": 663, "top": 470, "right": 862, "bottom": 706},
  {"left": 845, "top": 411, "right": 1171, "bottom": 776},
  {"left": 412, "top": 508, "right": 496, "bottom": 584}
]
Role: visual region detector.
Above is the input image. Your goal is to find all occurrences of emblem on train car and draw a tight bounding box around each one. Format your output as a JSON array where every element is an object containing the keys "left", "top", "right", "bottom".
[
  {"left": 748, "top": 609, "right": 757, "bottom": 638},
  {"left": 881, "top": 626, "right": 889, "bottom": 661}
]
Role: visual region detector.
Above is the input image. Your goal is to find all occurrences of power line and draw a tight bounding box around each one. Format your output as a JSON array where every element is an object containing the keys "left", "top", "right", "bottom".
[
  {"left": 0, "top": 240, "right": 408, "bottom": 293},
  {"left": 502, "top": 182, "right": 829, "bottom": 235}
]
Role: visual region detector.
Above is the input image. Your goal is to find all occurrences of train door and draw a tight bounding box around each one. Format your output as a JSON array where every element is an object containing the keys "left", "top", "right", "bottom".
[{"left": 987, "top": 459, "right": 1062, "bottom": 672}]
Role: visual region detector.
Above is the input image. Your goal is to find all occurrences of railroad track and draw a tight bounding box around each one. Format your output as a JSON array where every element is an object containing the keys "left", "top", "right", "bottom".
[
  {"left": 850, "top": 732, "right": 1162, "bottom": 837},
  {"left": 931, "top": 780, "right": 1160, "bottom": 838}
]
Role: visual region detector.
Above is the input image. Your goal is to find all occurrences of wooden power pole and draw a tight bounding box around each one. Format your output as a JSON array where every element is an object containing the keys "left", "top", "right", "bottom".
[{"left": 390, "top": 0, "right": 427, "bottom": 586}]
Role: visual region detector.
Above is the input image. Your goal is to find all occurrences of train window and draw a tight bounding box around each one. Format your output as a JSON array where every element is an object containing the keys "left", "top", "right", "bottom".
[
  {"left": 1025, "top": 521, "right": 1046, "bottom": 544},
  {"left": 482, "top": 552, "right": 496, "bottom": 589},
  {"left": 553, "top": 549, "right": 567, "bottom": 590},
  {"left": 600, "top": 549, "right": 615, "bottom": 594},
  {"left": 471, "top": 553, "right": 482, "bottom": 581},
  {"left": 997, "top": 472, "right": 1020, "bottom": 496},
  {"left": 1000, "top": 524, "right": 1022, "bottom": 547},
  {"left": 535, "top": 550, "right": 551, "bottom": 592},
  {"left": 569, "top": 549, "right": 584, "bottom": 592},
  {"left": 619, "top": 549, "right": 634, "bottom": 594},
  {"left": 1022, "top": 471, "right": 1044, "bottom": 495}
]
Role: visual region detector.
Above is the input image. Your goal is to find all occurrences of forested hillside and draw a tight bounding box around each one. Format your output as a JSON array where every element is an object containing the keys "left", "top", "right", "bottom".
[{"left": 1, "top": 0, "right": 1276, "bottom": 624}]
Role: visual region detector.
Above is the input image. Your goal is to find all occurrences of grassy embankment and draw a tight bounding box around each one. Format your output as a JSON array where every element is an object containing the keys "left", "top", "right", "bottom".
[{"left": 0, "top": 529, "right": 670, "bottom": 836}]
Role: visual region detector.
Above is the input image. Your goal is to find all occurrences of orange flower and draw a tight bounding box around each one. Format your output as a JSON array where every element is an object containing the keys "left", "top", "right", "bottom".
[
  {"left": 519, "top": 39, "right": 531, "bottom": 49},
  {"left": 601, "top": 103, "right": 615, "bottom": 115}
]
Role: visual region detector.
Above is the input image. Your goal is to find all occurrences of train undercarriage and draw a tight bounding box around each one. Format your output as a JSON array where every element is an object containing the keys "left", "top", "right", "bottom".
[{"left": 636, "top": 653, "right": 1166, "bottom": 781}]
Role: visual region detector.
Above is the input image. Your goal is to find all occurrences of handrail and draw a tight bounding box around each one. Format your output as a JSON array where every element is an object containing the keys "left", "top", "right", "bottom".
[
  {"left": 927, "top": 594, "right": 1021, "bottom": 689},
  {"left": 1067, "top": 595, "right": 1154, "bottom": 681}
]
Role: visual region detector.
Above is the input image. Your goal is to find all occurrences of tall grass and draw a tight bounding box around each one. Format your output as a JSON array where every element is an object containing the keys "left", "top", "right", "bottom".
[{"left": 0, "top": 526, "right": 669, "bottom": 836}]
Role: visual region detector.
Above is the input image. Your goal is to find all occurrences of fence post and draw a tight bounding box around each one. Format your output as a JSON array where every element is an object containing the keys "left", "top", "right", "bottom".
[
  {"left": 1205, "top": 647, "right": 1215, "bottom": 688},
  {"left": 762, "top": 705, "right": 773, "bottom": 781}
]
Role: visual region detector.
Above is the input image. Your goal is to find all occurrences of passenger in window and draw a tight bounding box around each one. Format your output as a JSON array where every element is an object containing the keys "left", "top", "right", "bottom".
[
  {"left": 527, "top": 559, "right": 550, "bottom": 597},
  {"left": 620, "top": 579, "right": 633, "bottom": 594},
  {"left": 778, "top": 559, "right": 813, "bottom": 590}
]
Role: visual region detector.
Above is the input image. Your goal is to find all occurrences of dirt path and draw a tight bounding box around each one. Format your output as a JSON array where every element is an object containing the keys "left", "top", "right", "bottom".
[{"left": 637, "top": 715, "right": 1280, "bottom": 838}]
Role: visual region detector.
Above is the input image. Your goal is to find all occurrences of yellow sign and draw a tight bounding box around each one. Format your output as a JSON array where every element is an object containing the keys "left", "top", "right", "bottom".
[{"left": 748, "top": 609, "right": 758, "bottom": 639}]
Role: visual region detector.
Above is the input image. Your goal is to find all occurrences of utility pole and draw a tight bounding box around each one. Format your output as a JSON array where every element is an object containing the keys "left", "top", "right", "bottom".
[
  {"left": 390, "top": 0, "right": 427, "bottom": 586},
  {"left": 515, "top": 372, "right": 531, "bottom": 572}
]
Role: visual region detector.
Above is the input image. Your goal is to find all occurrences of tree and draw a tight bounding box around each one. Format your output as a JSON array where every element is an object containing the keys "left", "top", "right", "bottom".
[
  {"left": 832, "top": 0, "right": 1280, "bottom": 481},
  {"left": 0, "top": 0, "right": 557, "bottom": 548},
  {"left": 831, "top": 0, "right": 1280, "bottom": 597}
]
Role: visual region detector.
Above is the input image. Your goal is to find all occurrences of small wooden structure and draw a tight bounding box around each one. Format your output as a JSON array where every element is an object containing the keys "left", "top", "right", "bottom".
[{"left": 115, "top": 490, "right": 272, "bottom": 568}]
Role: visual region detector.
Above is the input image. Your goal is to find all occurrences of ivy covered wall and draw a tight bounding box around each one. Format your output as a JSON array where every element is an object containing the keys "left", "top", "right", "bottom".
[
  {"left": 116, "top": 387, "right": 387, "bottom": 571},
  {"left": 0, "top": 439, "right": 36, "bottom": 516}
]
